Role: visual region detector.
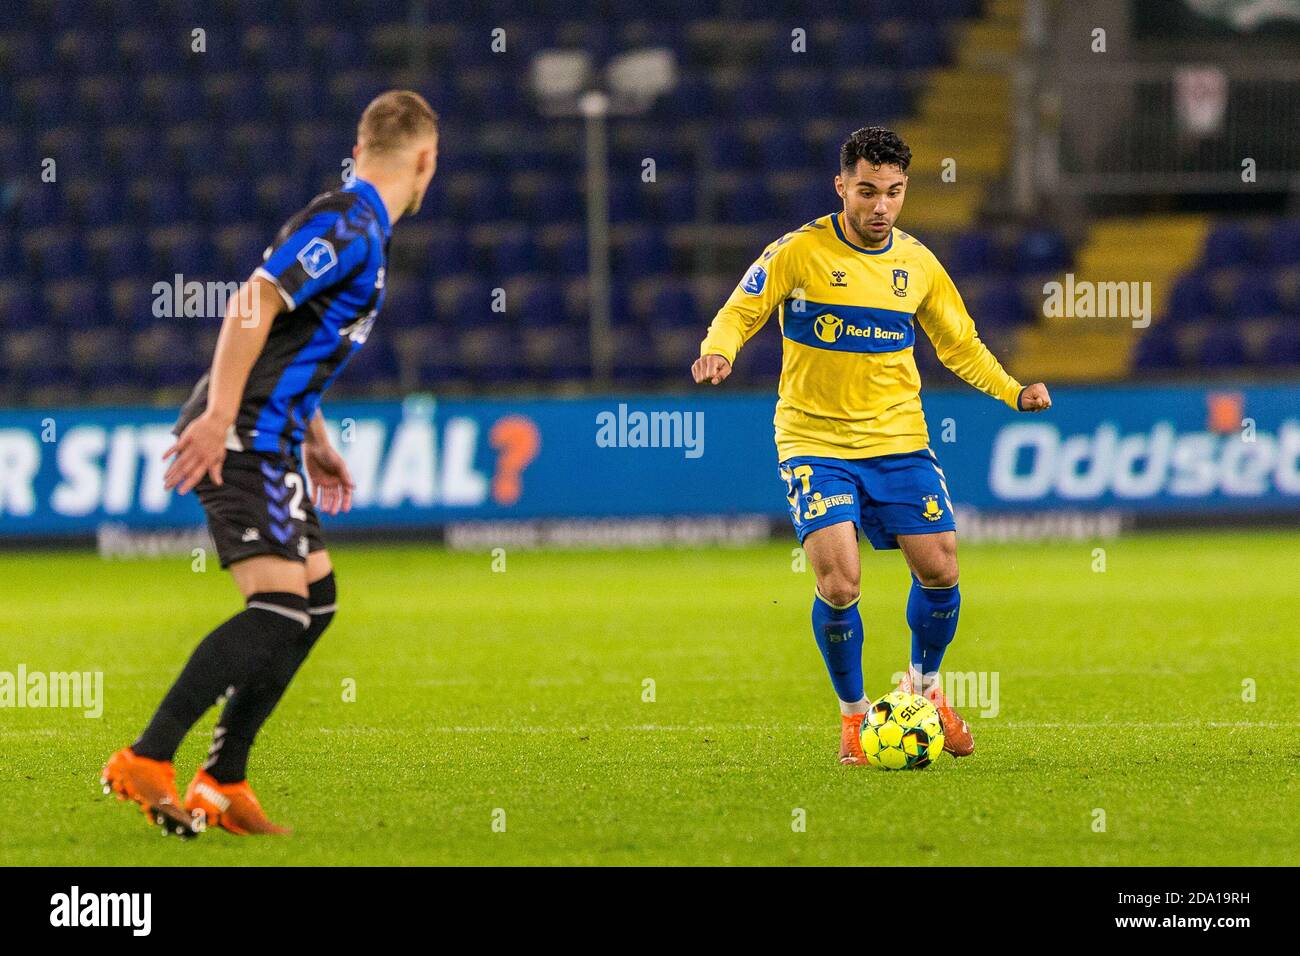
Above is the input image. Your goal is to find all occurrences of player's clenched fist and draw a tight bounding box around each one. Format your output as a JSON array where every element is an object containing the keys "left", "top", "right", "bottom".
[
  {"left": 1018, "top": 382, "right": 1052, "bottom": 412},
  {"left": 692, "top": 354, "right": 732, "bottom": 385}
]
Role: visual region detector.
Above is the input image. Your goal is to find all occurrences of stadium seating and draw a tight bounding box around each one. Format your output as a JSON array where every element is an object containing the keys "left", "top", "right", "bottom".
[
  {"left": 1134, "top": 217, "right": 1300, "bottom": 374},
  {"left": 0, "top": 0, "right": 1077, "bottom": 405}
]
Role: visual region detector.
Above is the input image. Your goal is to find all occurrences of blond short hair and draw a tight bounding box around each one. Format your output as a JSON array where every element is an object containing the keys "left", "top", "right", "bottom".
[{"left": 357, "top": 90, "right": 439, "bottom": 154}]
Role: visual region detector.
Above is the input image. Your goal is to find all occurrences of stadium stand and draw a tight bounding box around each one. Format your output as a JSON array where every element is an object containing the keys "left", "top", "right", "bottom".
[{"left": 4, "top": 0, "right": 1080, "bottom": 405}]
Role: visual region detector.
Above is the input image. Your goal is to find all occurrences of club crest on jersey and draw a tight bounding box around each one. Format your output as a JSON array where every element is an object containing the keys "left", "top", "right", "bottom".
[
  {"left": 921, "top": 494, "right": 943, "bottom": 521},
  {"left": 830, "top": 269, "right": 847, "bottom": 287},
  {"left": 814, "top": 313, "right": 844, "bottom": 343},
  {"left": 741, "top": 263, "right": 768, "bottom": 296},
  {"left": 297, "top": 238, "right": 337, "bottom": 279},
  {"left": 892, "top": 269, "right": 909, "bottom": 297}
]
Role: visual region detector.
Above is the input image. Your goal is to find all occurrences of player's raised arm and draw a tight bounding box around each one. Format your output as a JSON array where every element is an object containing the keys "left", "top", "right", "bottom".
[
  {"left": 162, "top": 276, "right": 286, "bottom": 493},
  {"left": 914, "top": 257, "right": 1051, "bottom": 412},
  {"left": 693, "top": 242, "right": 795, "bottom": 385}
]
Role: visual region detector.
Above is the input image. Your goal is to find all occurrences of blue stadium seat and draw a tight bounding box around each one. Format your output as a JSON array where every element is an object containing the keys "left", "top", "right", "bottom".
[
  {"left": 214, "top": 224, "right": 269, "bottom": 276},
  {"left": 128, "top": 177, "right": 186, "bottom": 227},
  {"left": 1230, "top": 270, "right": 1283, "bottom": 320},
  {"left": 1196, "top": 326, "right": 1248, "bottom": 368},
  {"left": 642, "top": 174, "right": 695, "bottom": 223},
  {"left": 0, "top": 281, "right": 41, "bottom": 331},
  {"left": 102, "top": 126, "right": 157, "bottom": 175},
  {"left": 22, "top": 227, "right": 79, "bottom": 282},
  {"left": 1264, "top": 219, "right": 1300, "bottom": 267},
  {"left": 649, "top": 279, "right": 699, "bottom": 329},
  {"left": 517, "top": 279, "right": 566, "bottom": 328},
  {"left": 1132, "top": 330, "right": 1183, "bottom": 371},
  {"left": 760, "top": 126, "right": 814, "bottom": 173},
  {"left": 74, "top": 74, "right": 130, "bottom": 124},
  {"left": 86, "top": 226, "right": 144, "bottom": 282},
  {"left": 65, "top": 179, "right": 122, "bottom": 228},
  {"left": 719, "top": 180, "right": 773, "bottom": 224},
  {"left": 665, "top": 73, "right": 714, "bottom": 119},
  {"left": 1165, "top": 270, "right": 1216, "bottom": 323},
  {"left": 1013, "top": 227, "right": 1070, "bottom": 275},
  {"left": 948, "top": 231, "right": 997, "bottom": 278},
  {"left": 614, "top": 226, "right": 669, "bottom": 277},
  {"left": 379, "top": 280, "right": 428, "bottom": 330},
  {"left": 829, "top": 30, "right": 885, "bottom": 70},
  {"left": 108, "top": 279, "right": 157, "bottom": 330},
  {"left": 973, "top": 282, "right": 1031, "bottom": 328},
  {"left": 481, "top": 225, "right": 537, "bottom": 279},
  {"left": 44, "top": 279, "right": 101, "bottom": 331},
  {"left": 204, "top": 73, "right": 262, "bottom": 126},
  {"left": 1202, "top": 222, "right": 1257, "bottom": 269},
  {"left": 1261, "top": 325, "right": 1300, "bottom": 366},
  {"left": 432, "top": 276, "right": 496, "bottom": 331}
]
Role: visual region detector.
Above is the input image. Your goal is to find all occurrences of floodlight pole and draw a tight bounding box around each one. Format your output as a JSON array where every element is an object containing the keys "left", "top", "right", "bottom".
[{"left": 580, "top": 90, "right": 614, "bottom": 388}]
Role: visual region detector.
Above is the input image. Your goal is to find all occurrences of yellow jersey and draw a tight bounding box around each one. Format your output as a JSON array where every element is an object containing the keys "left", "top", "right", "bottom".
[{"left": 700, "top": 212, "right": 1024, "bottom": 460}]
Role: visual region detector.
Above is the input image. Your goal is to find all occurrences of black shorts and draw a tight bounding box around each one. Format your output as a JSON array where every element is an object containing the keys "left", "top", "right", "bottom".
[{"left": 195, "top": 450, "right": 325, "bottom": 569}]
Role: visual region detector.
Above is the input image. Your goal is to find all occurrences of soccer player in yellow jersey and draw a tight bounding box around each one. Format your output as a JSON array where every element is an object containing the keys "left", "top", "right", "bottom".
[{"left": 693, "top": 127, "right": 1052, "bottom": 765}]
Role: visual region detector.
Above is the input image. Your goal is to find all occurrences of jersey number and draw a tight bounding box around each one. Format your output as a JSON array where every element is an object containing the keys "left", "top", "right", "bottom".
[
  {"left": 784, "top": 464, "right": 813, "bottom": 497},
  {"left": 284, "top": 473, "right": 308, "bottom": 520}
]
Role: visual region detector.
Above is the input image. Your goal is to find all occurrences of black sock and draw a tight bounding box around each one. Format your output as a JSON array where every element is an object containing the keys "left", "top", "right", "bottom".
[
  {"left": 132, "top": 592, "right": 309, "bottom": 762},
  {"left": 206, "top": 574, "right": 337, "bottom": 783}
]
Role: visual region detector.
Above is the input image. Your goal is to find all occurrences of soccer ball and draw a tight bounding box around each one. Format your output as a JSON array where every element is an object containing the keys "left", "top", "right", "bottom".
[{"left": 860, "top": 689, "right": 945, "bottom": 770}]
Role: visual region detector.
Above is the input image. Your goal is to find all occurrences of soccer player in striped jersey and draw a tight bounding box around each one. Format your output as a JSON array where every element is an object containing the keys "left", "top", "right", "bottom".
[
  {"left": 693, "top": 127, "right": 1052, "bottom": 765},
  {"left": 102, "top": 91, "right": 439, "bottom": 835}
]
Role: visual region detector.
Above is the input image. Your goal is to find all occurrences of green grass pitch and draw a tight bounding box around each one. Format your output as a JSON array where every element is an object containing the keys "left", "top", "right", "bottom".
[{"left": 1, "top": 530, "right": 1296, "bottom": 866}]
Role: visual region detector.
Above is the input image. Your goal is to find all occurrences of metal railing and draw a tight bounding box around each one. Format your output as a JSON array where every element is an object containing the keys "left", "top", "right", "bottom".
[{"left": 1045, "top": 60, "right": 1300, "bottom": 196}]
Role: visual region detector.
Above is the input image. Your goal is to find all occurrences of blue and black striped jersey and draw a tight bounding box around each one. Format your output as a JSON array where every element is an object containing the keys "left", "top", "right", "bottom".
[{"left": 175, "top": 177, "right": 391, "bottom": 454}]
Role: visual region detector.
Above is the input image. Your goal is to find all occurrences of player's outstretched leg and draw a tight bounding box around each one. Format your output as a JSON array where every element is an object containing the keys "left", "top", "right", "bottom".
[
  {"left": 101, "top": 747, "right": 204, "bottom": 838},
  {"left": 186, "top": 569, "right": 337, "bottom": 834},
  {"left": 898, "top": 532, "right": 974, "bottom": 757},
  {"left": 103, "top": 590, "right": 309, "bottom": 831},
  {"left": 804, "top": 522, "right": 870, "bottom": 765}
]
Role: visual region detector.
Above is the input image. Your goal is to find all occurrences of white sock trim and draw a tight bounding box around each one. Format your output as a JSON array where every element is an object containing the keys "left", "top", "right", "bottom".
[
  {"left": 247, "top": 601, "right": 310, "bottom": 628},
  {"left": 839, "top": 697, "right": 869, "bottom": 717}
]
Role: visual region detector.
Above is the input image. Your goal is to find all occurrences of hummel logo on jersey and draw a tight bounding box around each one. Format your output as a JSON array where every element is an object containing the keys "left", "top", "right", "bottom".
[
  {"left": 297, "top": 237, "right": 338, "bottom": 279},
  {"left": 341, "top": 312, "right": 376, "bottom": 344},
  {"left": 242, "top": 528, "right": 260, "bottom": 542},
  {"left": 830, "top": 270, "right": 847, "bottom": 287}
]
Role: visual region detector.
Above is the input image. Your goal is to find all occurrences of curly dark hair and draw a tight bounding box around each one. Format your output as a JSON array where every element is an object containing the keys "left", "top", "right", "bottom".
[{"left": 839, "top": 127, "right": 912, "bottom": 173}]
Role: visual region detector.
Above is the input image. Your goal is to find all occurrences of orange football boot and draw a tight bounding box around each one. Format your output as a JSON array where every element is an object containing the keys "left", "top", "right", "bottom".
[
  {"left": 184, "top": 769, "right": 291, "bottom": 835},
  {"left": 839, "top": 712, "right": 870, "bottom": 765},
  {"left": 101, "top": 747, "right": 203, "bottom": 838},
  {"left": 898, "top": 672, "right": 974, "bottom": 757}
]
